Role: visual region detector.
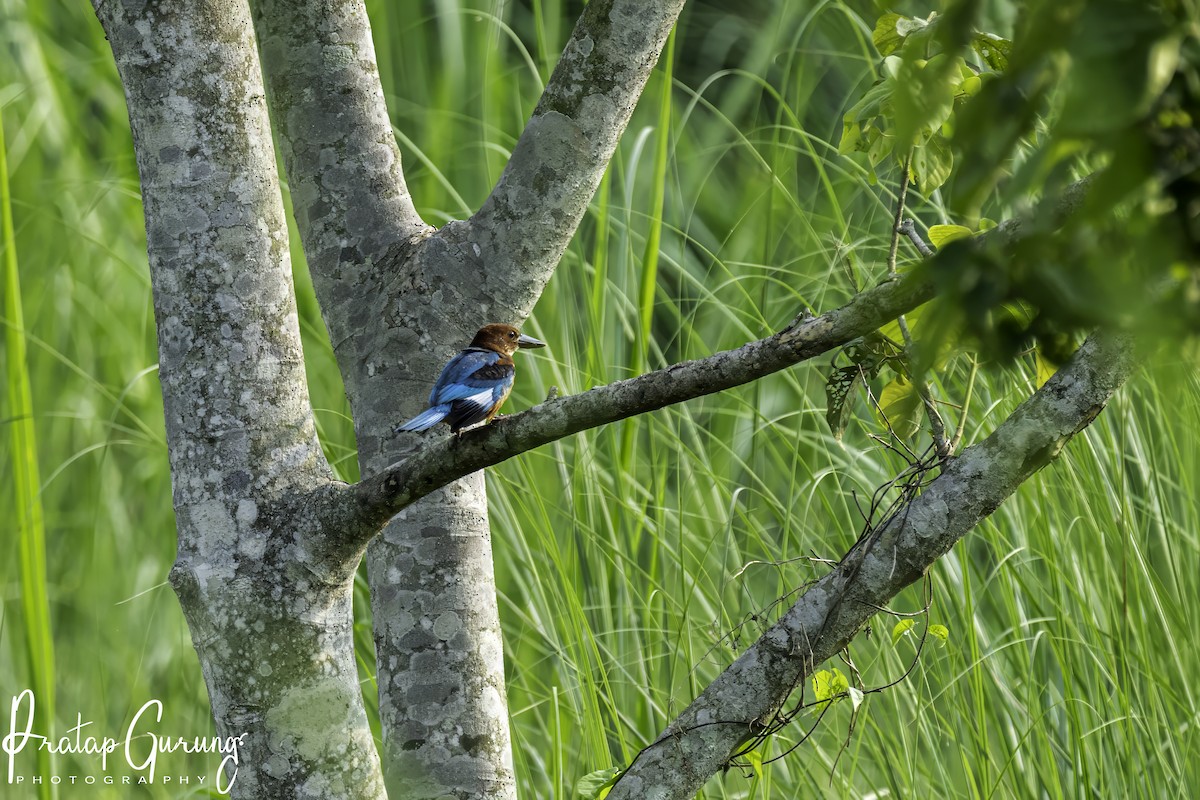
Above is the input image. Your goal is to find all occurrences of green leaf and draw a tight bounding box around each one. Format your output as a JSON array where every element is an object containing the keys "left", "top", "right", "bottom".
[
  {"left": 811, "top": 668, "right": 850, "bottom": 714},
  {"left": 744, "top": 748, "right": 764, "bottom": 781},
  {"left": 891, "top": 619, "right": 916, "bottom": 645},
  {"left": 839, "top": 81, "right": 894, "bottom": 159},
  {"left": 873, "top": 12, "right": 930, "bottom": 56},
  {"left": 576, "top": 767, "right": 622, "bottom": 800},
  {"left": 810, "top": 672, "right": 831, "bottom": 714},
  {"left": 873, "top": 13, "right": 904, "bottom": 56},
  {"left": 867, "top": 126, "right": 895, "bottom": 167},
  {"left": 881, "top": 55, "right": 904, "bottom": 80},
  {"left": 827, "top": 334, "right": 904, "bottom": 439},
  {"left": 878, "top": 315, "right": 910, "bottom": 348},
  {"left": 812, "top": 669, "right": 833, "bottom": 701},
  {"left": 947, "top": 77, "right": 1045, "bottom": 215},
  {"left": 829, "top": 668, "right": 849, "bottom": 696},
  {"left": 929, "top": 624, "right": 950, "bottom": 645},
  {"left": 839, "top": 80, "right": 894, "bottom": 161},
  {"left": 893, "top": 51, "right": 962, "bottom": 150},
  {"left": 971, "top": 32, "right": 1012, "bottom": 71},
  {"left": 927, "top": 224, "right": 974, "bottom": 248},
  {"left": 912, "top": 133, "right": 954, "bottom": 192},
  {"left": 838, "top": 119, "right": 864, "bottom": 156},
  {"left": 878, "top": 378, "right": 923, "bottom": 440},
  {"left": 843, "top": 79, "right": 894, "bottom": 126}
]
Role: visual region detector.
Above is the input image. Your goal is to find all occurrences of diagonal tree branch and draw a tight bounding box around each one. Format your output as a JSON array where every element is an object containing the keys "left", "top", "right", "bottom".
[
  {"left": 605, "top": 329, "right": 1136, "bottom": 799},
  {"left": 333, "top": 271, "right": 934, "bottom": 541},
  {"left": 466, "top": 0, "right": 687, "bottom": 318},
  {"left": 324, "top": 171, "right": 1099, "bottom": 547}
]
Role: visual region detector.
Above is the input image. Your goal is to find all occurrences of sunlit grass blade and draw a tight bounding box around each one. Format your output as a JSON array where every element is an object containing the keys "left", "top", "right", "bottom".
[
  {"left": 632, "top": 26, "right": 675, "bottom": 379},
  {"left": 587, "top": 170, "right": 612, "bottom": 383},
  {"left": 1, "top": 106, "right": 56, "bottom": 800},
  {"left": 621, "top": 25, "right": 675, "bottom": 481}
]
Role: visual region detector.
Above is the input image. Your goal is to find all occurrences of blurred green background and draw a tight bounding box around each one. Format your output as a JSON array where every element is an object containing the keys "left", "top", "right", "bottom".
[{"left": 1, "top": 0, "right": 1197, "bottom": 797}]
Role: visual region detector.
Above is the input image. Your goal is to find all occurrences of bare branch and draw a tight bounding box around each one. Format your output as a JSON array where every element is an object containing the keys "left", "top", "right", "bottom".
[
  {"left": 886, "top": 161, "right": 950, "bottom": 459},
  {"left": 251, "top": 0, "right": 429, "bottom": 284},
  {"left": 605, "top": 330, "right": 1135, "bottom": 799},
  {"left": 886, "top": 153, "right": 913, "bottom": 275},
  {"left": 898, "top": 217, "right": 936, "bottom": 257},
  {"left": 324, "top": 172, "right": 1100, "bottom": 545},
  {"left": 467, "top": 0, "right": 687, "bottom": 318},
  {"left": 334, "top": 273, "right": 935, "bottom": 541}
]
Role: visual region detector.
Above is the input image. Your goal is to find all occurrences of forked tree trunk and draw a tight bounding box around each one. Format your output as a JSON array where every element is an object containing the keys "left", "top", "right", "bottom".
[
  {"left": 249, "top": 0, "right": 686, "bottom": 793},
  {"left": 97, "top": 0, "right": 683, "bottom": 796}
]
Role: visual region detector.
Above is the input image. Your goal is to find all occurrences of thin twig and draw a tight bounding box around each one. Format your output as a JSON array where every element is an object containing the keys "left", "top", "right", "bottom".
[
  {"left": 918, "top": 379, "right": 952, "bottom": 461},
  {"left": 887, "top": 155, "right": 951, "bottom": 460},
  {"left": 887, "top": 154, "right": 912, "bottom": 275},
  {"left": 898, "top": 218, "right": 935, "bottom": 257}
]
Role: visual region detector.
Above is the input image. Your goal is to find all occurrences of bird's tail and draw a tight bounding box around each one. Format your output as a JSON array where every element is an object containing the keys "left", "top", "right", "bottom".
[{"left": 395, "top": 404, "right": 451, "bottom": 432}]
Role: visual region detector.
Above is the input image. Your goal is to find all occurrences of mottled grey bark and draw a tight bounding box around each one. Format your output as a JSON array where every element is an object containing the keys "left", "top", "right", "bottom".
[
  {"left": 247, "top": 0, "right": 428, "bottom": 308},
  {"left": 370, "top": 21, "right": 686, "bottom": 797},
  {"left": 93, "top": 1, "right": 383, "bottom": 798},
  {"left": 605, "top": 332, "right": 1135, "bottom": 800},
  {"left": 249, "top": 1, "right": 686, "bottom": 796},
  {"left": 244, "top": 5, "right": 506, "bottom": 793}
]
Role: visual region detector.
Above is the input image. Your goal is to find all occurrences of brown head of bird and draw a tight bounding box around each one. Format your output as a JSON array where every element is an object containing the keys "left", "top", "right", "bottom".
[{"left": 469, "top": 323, "right": 546, "bottom": 355}]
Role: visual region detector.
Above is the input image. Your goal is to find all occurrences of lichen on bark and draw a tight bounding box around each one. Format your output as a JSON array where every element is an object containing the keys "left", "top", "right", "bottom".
[{"left": 95, "top": 0, "right": 384, "bottom": 796}]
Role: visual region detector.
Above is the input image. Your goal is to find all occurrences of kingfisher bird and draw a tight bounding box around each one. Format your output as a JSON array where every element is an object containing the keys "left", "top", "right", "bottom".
[{"left": 395, "top": 323, "right": 546, "bottom": 434}]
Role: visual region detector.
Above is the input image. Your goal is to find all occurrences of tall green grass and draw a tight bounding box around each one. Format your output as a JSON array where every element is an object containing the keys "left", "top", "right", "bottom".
[{"left": 1, "top": 1, "right": 1196, "bottom": 798}]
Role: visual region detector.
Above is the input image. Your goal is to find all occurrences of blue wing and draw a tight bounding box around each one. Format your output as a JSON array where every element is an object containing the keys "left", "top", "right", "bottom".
[
  {"left": 398, "top": 349, "right": 514, "bottom": 433},
  {"left": 433, "top": 350, "right": 514, "bottom": 428}
]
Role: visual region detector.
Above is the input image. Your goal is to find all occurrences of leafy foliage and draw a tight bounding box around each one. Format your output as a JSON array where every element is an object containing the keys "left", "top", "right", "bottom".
[
  {"left": 839, "top": 11, "right": 1012, "bottom": 191},
  {"left": 938, "top": 0, "right": 1199, "bottom": 351},
  {"left": 890, "top": 619, "right": 916, "bottom": 646},
  {"left": 833, "top": 0, "right": 1199, "bottom": 448},
  {"left": 810, "top": 667, "right": 851, "bottom": 715},
  {"left": 877, "top": 377, "right": 924, "bottom": 440}
]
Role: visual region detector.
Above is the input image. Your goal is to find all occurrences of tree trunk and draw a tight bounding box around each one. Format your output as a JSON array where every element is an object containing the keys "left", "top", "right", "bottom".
[
  {"left": 99, "top": 0, "right": 686, "bottom": 795},
  {"left": 249, "top": 1, "right": 686, "bottom": 795},
  {"left": 94, "top": 1, "right": 384, "bottom": 796}
]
